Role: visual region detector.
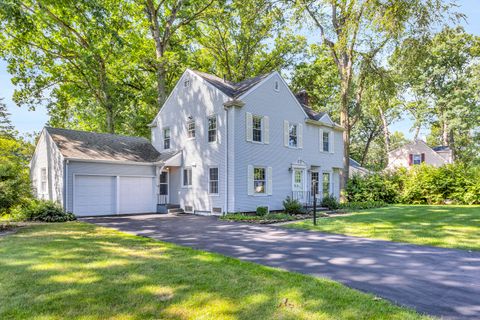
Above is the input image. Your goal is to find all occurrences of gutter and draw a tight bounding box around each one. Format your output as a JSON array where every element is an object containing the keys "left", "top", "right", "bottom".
[{"left": 305, "top": 119, "right": 345, "bottom": 131}]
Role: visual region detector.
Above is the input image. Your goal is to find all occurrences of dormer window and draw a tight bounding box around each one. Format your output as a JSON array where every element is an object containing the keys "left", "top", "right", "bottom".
[{"left": 274, "top": 80, "right": 279, "bottom": 91}]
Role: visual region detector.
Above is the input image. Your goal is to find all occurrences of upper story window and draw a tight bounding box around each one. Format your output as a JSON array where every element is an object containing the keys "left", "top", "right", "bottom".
[
  {"left": 187, "top": 119, "right": 195, "bottom": 139},
  {"left": 289, "top": 124, "right": 298, "bottom": 148},
  {"left": 252, "top": 116, "right": 262, "bottom": 142},
  {"left": 163, "top": 127, "right": 170, "bottom": 150},
  {"left": 184, "top": 79, "right": 191, "bottom": 87},
  {"left": 209, "top": 167, "right": 219, "bottom": 194},
  {"left": 183, "top": 167, "right": 192, "bottom": 186},
  {"left": 413, "top": 154, "right": 422, "bottom": 165},
  {"left": 322, "top": 131, "right": 330, "bottom": 152},
  {"left": 208, "top": 115, "right": 217, "bottom": 143},
  {"left": 40, "top": 167, "right": 47, "bottom": 194},
  {"left": 274, "top": 80, "right": 279, "bottom": 91}
]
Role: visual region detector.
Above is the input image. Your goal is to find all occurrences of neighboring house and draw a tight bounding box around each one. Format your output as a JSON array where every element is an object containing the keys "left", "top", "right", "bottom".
[
  {"left": 387, "top": 140, "right": 453, "bottom": 170},
  {"left": 349, "top": 158, "right": 371, "bottom": 177},
  {"left": 31, "top": 69, "right": 344, "bottom": 217}
]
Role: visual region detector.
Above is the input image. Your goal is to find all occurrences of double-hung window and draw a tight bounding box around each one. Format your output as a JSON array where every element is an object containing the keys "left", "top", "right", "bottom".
[
  {"left": 254, "top": 167, "right": 266, "bottom": 194},
  {"left": 413, "top": 154, "right": 422, "bottom": 165},
  {"left": 209, "top": 167, "right": 219, "bottom": 194},
  {"left": 40, "top": 167, "right": 47, "bottom": 194},
  {"left": 163, "top": 127, "right": 170, "bottom": 150},
  {"left": 252, "top": 116, "right": 262, "bottom": 142},
  {"left": 208, "top": 116, "right": 217, "bottom": 143},
  {"left": 187, "top": 119, "right": 195, "bottom": 139},
  {"left": 183, "top": 167, "right": 192, "bottom": 187},
  {"left": 323, "top": 131, "right": 330, "bottom": 152},
  {"left": 322, "top": 172, "right": 330, "bottom": 197},
  {"left": 289, "top": 124, "right": 298, "bottom": 148}
]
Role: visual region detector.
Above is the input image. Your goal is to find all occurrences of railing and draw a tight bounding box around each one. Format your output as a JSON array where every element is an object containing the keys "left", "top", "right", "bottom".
[
  {"left": 291, "top": 191, "right": 320, "bottom": 207},
  {"left": 158, "top": 194, "right": 168, "bottom": 205}
]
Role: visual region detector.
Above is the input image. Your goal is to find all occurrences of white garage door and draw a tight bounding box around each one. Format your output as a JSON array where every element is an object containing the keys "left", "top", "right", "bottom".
[
  {"left": 74, "top": 175, "right": 116, "bottom": 216},
  {"left": 119, "top": 176, "right": 155, "bottom": 214}
]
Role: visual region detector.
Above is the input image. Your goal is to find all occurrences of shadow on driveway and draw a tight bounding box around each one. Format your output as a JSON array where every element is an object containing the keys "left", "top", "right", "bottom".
[{"left": 82, "top": 214, "right": 480, "bottom": 320}]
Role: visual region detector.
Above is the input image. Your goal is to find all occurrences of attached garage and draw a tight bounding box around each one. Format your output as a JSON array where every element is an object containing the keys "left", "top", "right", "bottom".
[{"left": 72, "top": 174, "right": 156, "bottom": 217}]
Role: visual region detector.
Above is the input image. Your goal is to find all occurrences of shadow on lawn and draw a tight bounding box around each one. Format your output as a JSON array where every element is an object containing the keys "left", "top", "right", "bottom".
[{"left": 0, "top": 222, "right": 423, "bottom": 320}]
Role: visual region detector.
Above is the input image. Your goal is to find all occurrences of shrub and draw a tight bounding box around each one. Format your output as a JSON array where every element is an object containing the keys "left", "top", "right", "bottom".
[
  {"left": 24, "top": 200, "right": 76, "bottom": 222},
  {"left": 256, "top": 206, "right": 269, "bottom": 216},
  {"left": 321, "top": 195, "right": 340, "bottom": 210},
  {"left": 345, "top": 163, "right": 480, "bottom": 205},
  {"left": 282, "top": 196, "right": 303, "bottom": 214},
  {"left": 0, "top": 160, "right": 31, "bottom": 214}
]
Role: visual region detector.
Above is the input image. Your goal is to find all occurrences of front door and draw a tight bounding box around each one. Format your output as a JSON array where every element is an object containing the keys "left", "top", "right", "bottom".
[
  {"left": 292, "top": 168, "right": 306, "bottom": 203},
  {"left": 159, "top": 171, "right": 169, "bottom": 204}
]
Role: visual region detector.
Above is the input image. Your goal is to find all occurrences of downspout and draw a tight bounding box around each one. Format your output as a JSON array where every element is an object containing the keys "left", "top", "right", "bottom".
[
  {"left": 65, "top": 160, "right": 69, "bottom": 212},
  {"left": 224, "top": 107, "right": 229, "bottom": 214}
]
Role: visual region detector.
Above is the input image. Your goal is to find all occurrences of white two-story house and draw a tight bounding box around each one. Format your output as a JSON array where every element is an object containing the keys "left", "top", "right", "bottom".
[{"left": 30, "top": 69, "right": 344, "bottom": 216}]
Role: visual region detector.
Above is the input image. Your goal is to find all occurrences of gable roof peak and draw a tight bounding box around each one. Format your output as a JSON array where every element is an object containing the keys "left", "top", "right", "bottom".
[{"left": 190, "top": 69, "right": 273, "bottom": 98}]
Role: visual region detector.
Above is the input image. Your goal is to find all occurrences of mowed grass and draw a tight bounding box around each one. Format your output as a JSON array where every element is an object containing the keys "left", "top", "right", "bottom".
[
  {"left": 287, "top": 205, "right": 480, "bottom": 251},
  {"left": 0, "top": 222, "right": 430, "bottom": 320}
]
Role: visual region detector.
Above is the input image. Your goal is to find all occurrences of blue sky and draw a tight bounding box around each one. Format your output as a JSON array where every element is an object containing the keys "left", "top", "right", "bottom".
[{"left": 1, "top": 0, "right": 479, "bottom": 137}]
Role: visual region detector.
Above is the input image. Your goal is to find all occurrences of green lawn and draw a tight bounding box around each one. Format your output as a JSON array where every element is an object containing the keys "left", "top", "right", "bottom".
[
  {"left": 286, "top": 205, "right": 480, "bottom": 251},
  {"left": 0, "top": 222, "right": 430, "bottom": 320}
]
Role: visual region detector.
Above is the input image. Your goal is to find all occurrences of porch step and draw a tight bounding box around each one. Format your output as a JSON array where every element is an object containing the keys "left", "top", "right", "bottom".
[{"left": 168, "top": 208, "right": 185, "bottom": 214}]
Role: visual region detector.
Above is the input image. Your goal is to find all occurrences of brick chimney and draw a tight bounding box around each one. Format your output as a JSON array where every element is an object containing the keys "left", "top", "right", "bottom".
[{"left": 295, "top": 89, "right": 309, "bottom": 106}]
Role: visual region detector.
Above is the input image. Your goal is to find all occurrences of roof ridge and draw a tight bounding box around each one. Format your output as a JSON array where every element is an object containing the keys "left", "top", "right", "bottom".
[{"left": 45, "top": 126, "right": 149, "bottom": 141}]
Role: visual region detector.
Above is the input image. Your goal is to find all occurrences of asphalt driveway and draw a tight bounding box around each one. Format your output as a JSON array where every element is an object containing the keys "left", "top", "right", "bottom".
[{"left": 83, "top": 214, "right": 480, "bottom": 320}]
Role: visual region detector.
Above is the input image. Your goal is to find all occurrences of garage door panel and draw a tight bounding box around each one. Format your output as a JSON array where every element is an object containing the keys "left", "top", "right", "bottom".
[
  {"left": 74, "top": 175, "right": 116, "bottom": 216},
  {"left": 119, "top": 177, "right": 155, "bottom": 214}
]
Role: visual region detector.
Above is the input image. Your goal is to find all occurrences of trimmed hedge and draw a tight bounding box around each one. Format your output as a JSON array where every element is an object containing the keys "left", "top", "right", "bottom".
[{"left": 346, "top": 164, "right": 480, "bottom": 205}]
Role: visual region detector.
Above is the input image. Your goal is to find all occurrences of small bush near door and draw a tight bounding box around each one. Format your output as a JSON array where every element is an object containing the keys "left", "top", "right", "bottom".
[
  {"left": 256, "top": 206, "right": 269, "bottom": 216},
  {"left": 283, "top": 196, "right": 303, "bottom": 214},
  {"left": 321, "top": 195, "right": 340, "bottom": 210}
]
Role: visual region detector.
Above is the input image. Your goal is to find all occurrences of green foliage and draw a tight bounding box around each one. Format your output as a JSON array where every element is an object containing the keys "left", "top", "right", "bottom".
[
  {"left": 346, "top": 164, "right": 480, "bottom": 205},
  {"left": 282, "top": 196, "right": 303, "bottom": 214},
  {"left": 320, "top": 195, "right": 340, "bottom": 210},
  {"left": 221, "top": 212, "right": 302, "bottom": 223},
  {"left": 256, "top": 206, "right": 269, "bottom": 216},
  {"left": 22, "top": 200, "right": 76, "bottom": 223},
  {"left": 345, "top": 172, "right": 401, "bottom": 203},
  {"left": 340, "top": 201, "right": 387, "bottom": 210}
]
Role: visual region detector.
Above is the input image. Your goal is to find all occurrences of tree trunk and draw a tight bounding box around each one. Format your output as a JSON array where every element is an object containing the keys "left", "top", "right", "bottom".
[
  {"left": 339, "top": 79, "right": 350, "bottom": 200},
  {"left": 360, "top": 129, "right": 376, "bottom": 166},
  {"left": 378, "top": 106, "right": 390, "bottom": 154},
  {"left": 97, "top": 56, "right": 115, "bottom": 133},
  {"left": 414, "top": 125, "right": 421, "bottom": 140},
  {"left": 146, "top": 0, "right": 168, "bottom": 109},
  {"left": 442, "top": 120, "right": 449, "bottom": 146}
]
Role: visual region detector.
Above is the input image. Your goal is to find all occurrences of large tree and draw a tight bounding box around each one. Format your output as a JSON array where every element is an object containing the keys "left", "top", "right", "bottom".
[
  {"left": 0, "top": 98, "right": 16, "bottom": 138},
  {"left": 192, "top": 0, "right": 306, "bottom": 82},
  {"left": 392, "top": 26, "right": 480, "bottom": 162},
  {"left": 294, "top": 0, "right": 457, "bottom": 194}
]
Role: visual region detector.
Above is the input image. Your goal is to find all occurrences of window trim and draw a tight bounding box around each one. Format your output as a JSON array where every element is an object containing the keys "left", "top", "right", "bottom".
[
  {"left": 207, "top": 115, "right": 218, "bottom": 143},
  {"left": 322, "top": 131, "right": 330, "bottom": 152},
  {"left": 413, "top": 154, "right": 422, "bottom": 165},
  {"left": 252, "top": 115, "right": 263, "bottom": 143},
  {"left": 186, "top": 119, "right": 196, "bottom": 140},
  {"left": 182, "top": 167, "right": 193, "bottom": 188},
  {"left": 288, "top": 123, "right": 298, "bottom": 148},
  {"left": 208, "top": 166, "right": 219, "bottom": 195},
  {"left": 163, "top": 127, "right": 171, "bottom": 150},
  {"left": 253, "top": 166, "right": 267, "bottom": 195},
  {"left": 40, "top": 167, "right": 47, "bottom": 194},
  {"left": 322, "top": 171, "right": 331, "bottom": 197}
]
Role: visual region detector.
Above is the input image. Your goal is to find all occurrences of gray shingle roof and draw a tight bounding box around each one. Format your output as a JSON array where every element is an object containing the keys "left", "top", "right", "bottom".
[
  {"left": 192, "top": 70, "right": 271, "bottom": 98},
  {"left": 46, "top": 127, "right": 162, "bottom": 163}
]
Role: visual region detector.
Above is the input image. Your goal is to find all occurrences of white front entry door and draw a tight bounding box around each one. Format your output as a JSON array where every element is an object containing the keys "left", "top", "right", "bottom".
[{"left": 292, "top": 168, "right": 306, "bottom": 202}]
